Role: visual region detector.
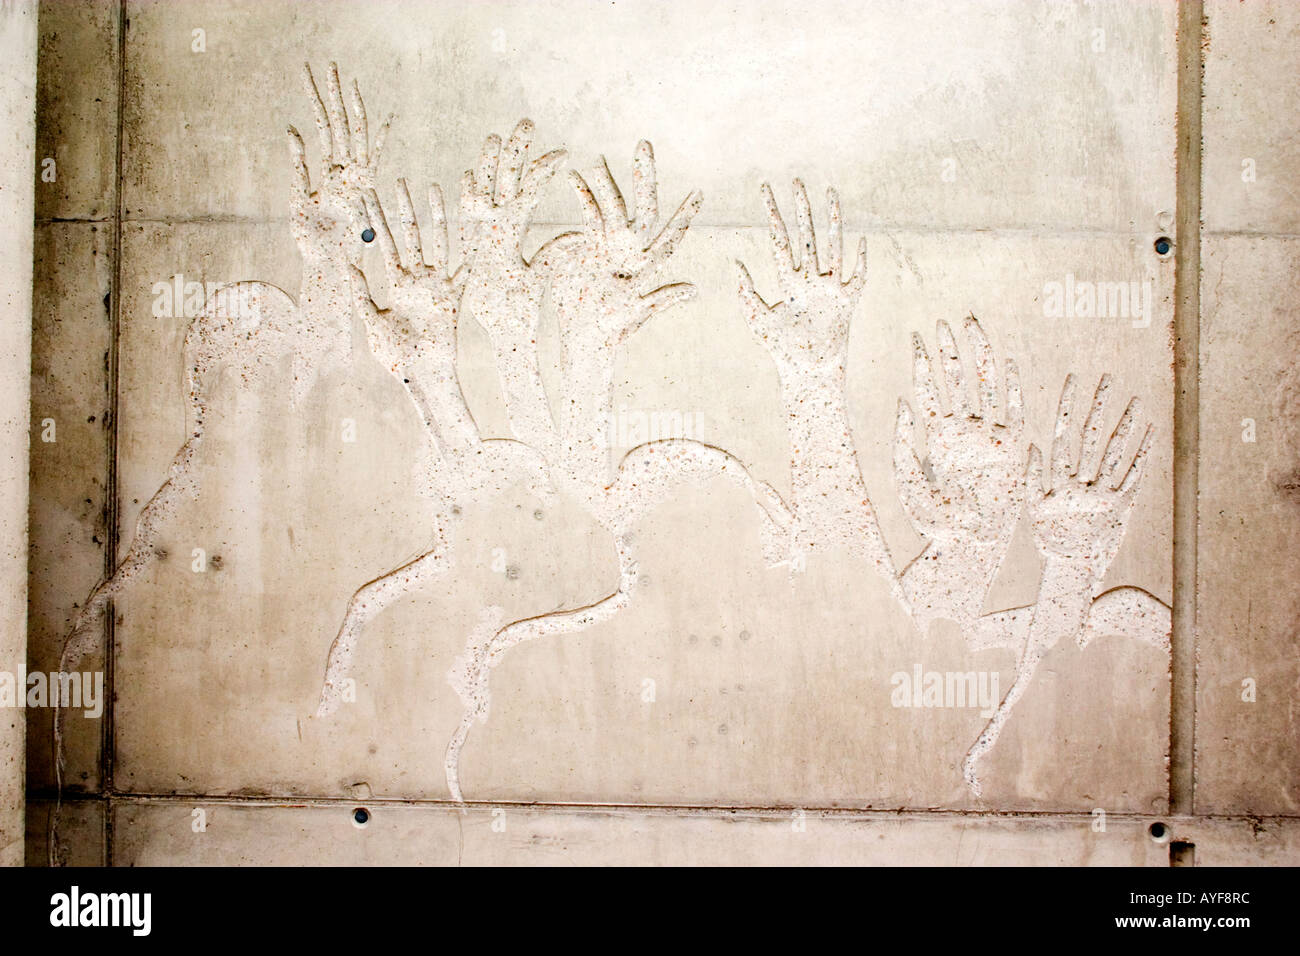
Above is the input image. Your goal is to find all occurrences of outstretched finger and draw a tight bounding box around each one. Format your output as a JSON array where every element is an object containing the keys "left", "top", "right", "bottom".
[
  {"left": 1004, "top": 354, "right": 1025, "bottom": 431},
  {"left": 646, "top": 189, "right": 702, "bottom": 267},
  {"left": 826, "top": 187, "right": 843, "bottom": 277},
  {"left": 371, "top": 113, "right": 392, "bottom": 170},
  {"left": 301, "top": 63, "right": 335, "bottom": 168},
  {"left": 498, "top": 118, "right": 533, "bottom": 203},
  {"left": 736, "top": 260, "right": 771, "bottom": 320},
  {"left": 457, "top": 169, "right": 478, "bottom": 249},
  {"left": 1025, "top": 443, "right": 1045, "bottom": 497},
  {"left": 912, "top": 332, "right": 943, "bottom": 424},
  {"left": 846, "top": 236, "right": 868, "bottom": 294},
  {"left": 625, "top": 284, "right": 697, "bottom": 343},
  {"left": 325, "top": 62, "right": 353, "bottom": 165},
  {"left": 1050, "top": 374, "right": 1079, "bottom": 487},
  {"left": 591, "top": 156, "right": 628, "bottom": 230},
  {"left": 632, "top": 140, "right": 658, "bottom": 243},
  {"left": 348, "top": 79, "right": 370, "bottom": 167},
  {"left": 360, "top": 188, "right": 405, "bottom": 285},
  {"left": 1099, "top": 397, "right": 1141, "bottom": 486},
  {"left": 760, "top": 182, "right": 797, "bottom": 293},
  {"left": 936, "top": 320, "right": 968, "bottom": 417},
  {"left": 286, "top": 126, "right": 312, "bottom": 201},
  {"left": 518, "top": 148, "right": 567, "bottom": 208},
  {"left": 963, "top": 316, "right": 998, "bottom": 418},
  {"left": 476, "top": 133, "right": 502, "bottom": 203},
  {"left": 1118, "top": 424, "right": 1154, "bottom": 498},
  {"left": 346, "top": 264, "right": 381, "bottom": 323},
  {"left": 1077, "top": 374, "right": 1113, "bottom": 479},
  {"left": 395, "top": 178, "right": 425, "bottom": 275},
  {"left": 792, "top": 179, "right": 818, "bottom": 275},
  {"left": 531, "top": 230, "right": 585, "bottom": 273},
  {"left": 568, "top": 170, "right": 605, "bottom": 237},
  {"left": 894, "top": 398, "right": 940, "bottom": 528},
  {"left": 427, "top": 183, "right": 449, "bottom": 275},
  {"left": 639, "top": 282, "right": 697, "bottom": 322}
]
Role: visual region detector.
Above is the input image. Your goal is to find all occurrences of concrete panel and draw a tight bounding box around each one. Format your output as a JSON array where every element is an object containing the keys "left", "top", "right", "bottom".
[
  {"left": 111, "top": 800, "right": 1181, "bottom": 866},
  {"left": 1195, "top": 236, "right": 1300, "bottom": 815},
  {"left": 26, "top": 798, "right": 104, "bottom": 867},
  {"left": 1, "top": 0, "right": 38, "bottom": 869},
  {"left": 34, "top": 0, "right": 120, "bottom": 221},
  {"left": 1202, "top": 0, "right": 1300, "bottom": 234},
  {"left": 119, "top": 0, "right": 1176, "bottom": 231},
  {"left": 27, "top": 222, "right": 112, "bottom": 795},
  {"left": 106, "top": 221, "right": 1172, "bottom": 810},
  {"left": 22, "top": 0, "right": 1299, "bottom": 867}
]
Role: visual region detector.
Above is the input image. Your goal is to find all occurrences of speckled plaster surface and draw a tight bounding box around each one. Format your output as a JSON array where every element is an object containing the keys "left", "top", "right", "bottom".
[{"left": 13, "top": 0, "right": 1298, "bottom": 866}]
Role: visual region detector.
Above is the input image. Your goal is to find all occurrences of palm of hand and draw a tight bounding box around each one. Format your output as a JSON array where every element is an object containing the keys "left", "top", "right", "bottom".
[
  {"left": 895, "top": 318, "right": 1027, "bottom": 551},
  {"left": 921, "top": 415, "right": 1025, "bottom": 544},
  {"left": 546, "top": 144, "right": 702, "bottom": 348},
  {"left": 737, "top": 181, "right": 865, "bottom": 373},
  {"left": 458, "top": 121, "right": 567, "bottom": 337},
  {"left": 1028, "top": 372, "right": 1154, "bottom": 573}
]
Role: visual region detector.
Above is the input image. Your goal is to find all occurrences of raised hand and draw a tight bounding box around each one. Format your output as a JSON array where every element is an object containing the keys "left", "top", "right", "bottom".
[
  {"left": 458, "top": 120, "right": 567, "bottom": 334},
  {"left": 348, "top": 182, "right": 483, "bottom": 465},
  {"left": 736, "top": 181, "right": 866, "bottom": 374},
  {"left": 962, "top": 374, "right": 1154, "bottom": 797},
  {"left": 546, "top": 142, "right": 702, "bottom": 350},
  {"left": 288, "top": 62, "right": 392, "bottom": 263},
  {"left": 1028, "top": 373, "right": 1153, "bottom": 584},
  {"left": 895, "top": 318, "right": 1029, "bottom": 631},
  {"left": 455, "top": 121, "right": 566, "bottom": 452},
  {"left": 733, "top": 182, "right": 899, "bottom": 591},
  {"left": 355, "top": 180, "right": 464, "bottom": 364}
]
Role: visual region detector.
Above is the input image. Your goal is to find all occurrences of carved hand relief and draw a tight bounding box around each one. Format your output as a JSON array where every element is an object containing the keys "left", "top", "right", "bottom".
[{"left": 54, "top": 63, "right": 1170, "bottom": 814}]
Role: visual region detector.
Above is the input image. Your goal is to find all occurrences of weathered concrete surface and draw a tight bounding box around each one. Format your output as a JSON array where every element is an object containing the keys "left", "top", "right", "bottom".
[
  {"left": 110, "top": 800, "right": 1186, "bottom": 867},
  {"left": 1196, "top": 0, "right": 1300, "bottom": 815},
  {"left": 119, "top": 0, "right": 1177, "bottom": 230},
  {"left": 104, "top": 223, "right": 1171, "bottom": 811},
  {"left": 1, "top": 0, "right": 37, "bottom": 868},
  {"left": 26, "top": 223, "right": 112, "bottom": 795},
  {"left": 20, "top": 0, "right": 1297, "bottom": 865},
  {"left": 34, "top": 0, "right": 119, "bottom": 221},
  {"left": 25, "top": 798, "right": 102, "bottom": 867}
]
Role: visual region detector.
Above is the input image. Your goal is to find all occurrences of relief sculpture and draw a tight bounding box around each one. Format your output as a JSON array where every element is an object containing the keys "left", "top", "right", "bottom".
[{"left": 54, "top": 64, "right": 1171, "bottom": 818}]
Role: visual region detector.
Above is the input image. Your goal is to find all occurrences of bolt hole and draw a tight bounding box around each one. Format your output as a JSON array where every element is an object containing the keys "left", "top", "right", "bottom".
[
  {"left": 361, "top": 228, "right": 376, "bottom": 243},
  {"left": 1154, "top": 236, "right": 1172, "bottom": 257},
  {"left": 352, "top": 807, "right": 370, "bottom": 828},
  {"left": 1148, "top": 821, "right": 1169, "bottom": 843}
]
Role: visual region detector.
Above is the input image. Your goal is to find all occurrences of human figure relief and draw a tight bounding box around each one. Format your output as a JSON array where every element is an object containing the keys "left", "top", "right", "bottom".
[
  {"left": 50, "top": 63, "right": 375, "bottom": 862},
  {"left": 736, "top": 182, "right": 901, "bottom": 602},
  {"left": 315, "top": 120, "right": 560, "bottom": 717},
  {"left": 959, "top": 374, "right": 1167, "bottom": 795},
  {"left": 50, "top": 60, "right": 1178, "bottom": 823},
  {"left": 441, "top": 145, "right": 792, "bottom": 801}
]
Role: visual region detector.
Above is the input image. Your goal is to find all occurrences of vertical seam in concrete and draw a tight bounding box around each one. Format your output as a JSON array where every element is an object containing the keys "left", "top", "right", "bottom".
[
  {"left": 1170, "top": 0, "right": 1204, "bottom": 818},
  {"left": 101, "top": 0, "right": 128, "bottom": 867}
]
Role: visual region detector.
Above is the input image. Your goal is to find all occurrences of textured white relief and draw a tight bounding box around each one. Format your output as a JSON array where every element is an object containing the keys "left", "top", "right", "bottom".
[
  {"left": 440, "top": 142, "right": 793, "bottom": 799},
  {"left": 736, "top": 182, "right": 901, "bottom": 601},
  {"left": 53, "top": 61, "right": 1172, "bottom": 815},
  {"left": 952, "top": 373, "right": 1167, "bottom": 795}
]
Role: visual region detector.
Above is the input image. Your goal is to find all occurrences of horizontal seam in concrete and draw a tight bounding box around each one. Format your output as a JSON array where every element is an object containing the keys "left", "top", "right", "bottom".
[
  {"left": 73, "top": 215, "right": 1182, "bottom": 236},
  {"left": 27, "top": 789, "right": 1300, "bottom": 822}
]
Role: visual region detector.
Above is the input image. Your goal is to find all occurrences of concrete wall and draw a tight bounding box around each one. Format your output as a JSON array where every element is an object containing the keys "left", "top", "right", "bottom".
[
  {"left": 1, "top": 0, "right": 37, "bottom": 868},
  {"left": 22, "top": 0, "right": 1299, "bottom": 865}
]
